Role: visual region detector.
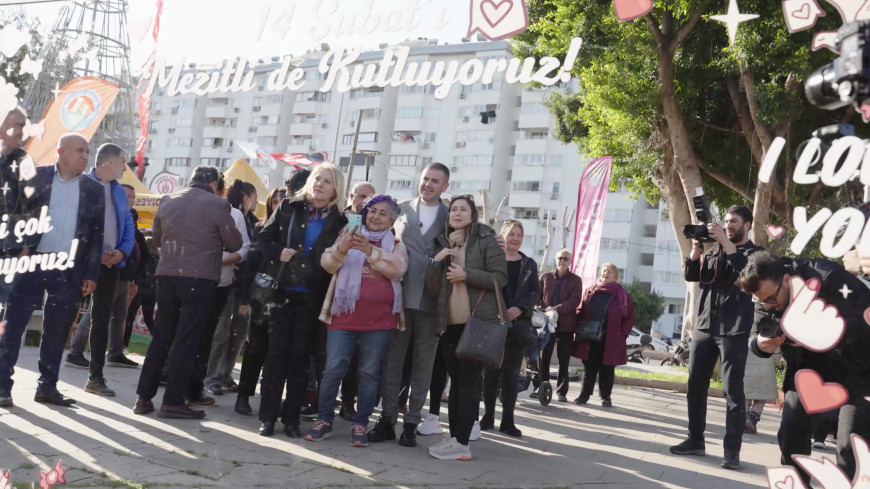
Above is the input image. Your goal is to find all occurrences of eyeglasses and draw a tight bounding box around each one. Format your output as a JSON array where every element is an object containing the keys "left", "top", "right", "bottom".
[
  {"left": 757, "top": 277, "right": 783, "bottom": 306},
  {"left": 557, "top": 256, "right": 571, "bottom": 262}
]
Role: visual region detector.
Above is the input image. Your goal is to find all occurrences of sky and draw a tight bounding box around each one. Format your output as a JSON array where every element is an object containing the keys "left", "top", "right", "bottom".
[{"left": 17, "top": 0, "right": 474, "bottom": 69}]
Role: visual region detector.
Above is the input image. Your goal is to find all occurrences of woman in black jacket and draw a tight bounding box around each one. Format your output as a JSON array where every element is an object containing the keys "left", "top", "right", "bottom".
[
  {"left": 255, "top": 164, "right": 347, "bottom": 438},
  {"left": 480, "top": 220, "right": 539, "bottom": 437},
  {"left": 235, "top": 182, "right": 302, "bottom": 415}
]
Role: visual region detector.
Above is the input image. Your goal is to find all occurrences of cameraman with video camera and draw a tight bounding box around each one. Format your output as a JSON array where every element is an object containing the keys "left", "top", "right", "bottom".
[
  {"left": 737, "top": 251, "right": 870, "bottom": 486},
  {"left": 670, "top": 203, "right": 762, "bottom": 470}
]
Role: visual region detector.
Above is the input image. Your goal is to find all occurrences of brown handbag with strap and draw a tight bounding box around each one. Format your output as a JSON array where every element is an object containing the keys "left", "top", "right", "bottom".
[{"left": 455, "top": 276, "right": 508, "bottom": 368}]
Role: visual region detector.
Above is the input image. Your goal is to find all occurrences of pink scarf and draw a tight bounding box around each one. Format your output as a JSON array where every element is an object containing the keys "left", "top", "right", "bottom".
[{"left": 585, "top": 280, "right": 629, "bottom": 316}]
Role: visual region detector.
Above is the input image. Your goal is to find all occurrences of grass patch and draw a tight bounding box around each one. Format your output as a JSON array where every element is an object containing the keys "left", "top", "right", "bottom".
[
  {"left": 184, "top": 469, "right": 202, "bottom": 477},
  {"left": 16, "top": 463, "right": 36, "bottom": 470},
  {"left": 616, "top": 367, "right": 723, "bottom": 389}
]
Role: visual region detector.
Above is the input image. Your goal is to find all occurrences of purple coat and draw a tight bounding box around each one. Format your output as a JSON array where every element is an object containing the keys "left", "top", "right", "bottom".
[{"left": 572, "top": 285, "right": 636, "bottom": 366}]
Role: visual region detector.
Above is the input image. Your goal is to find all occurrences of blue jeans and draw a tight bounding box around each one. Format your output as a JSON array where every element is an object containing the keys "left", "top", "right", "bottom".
[
  {"left": 316, "top": 328, "right": 394, "bottom": 427},
  {"left": 0, "top": 269, "right": 82, "bottom": 393}
]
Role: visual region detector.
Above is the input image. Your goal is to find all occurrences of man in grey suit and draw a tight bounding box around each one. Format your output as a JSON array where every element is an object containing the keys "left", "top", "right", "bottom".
[{"left": 368, "top": 163, "right": 450, "bottom": 447}]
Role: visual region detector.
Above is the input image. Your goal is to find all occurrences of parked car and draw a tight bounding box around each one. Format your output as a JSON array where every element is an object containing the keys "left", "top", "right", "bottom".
[{"left": 626, "top": 328, "right": 669, "bottom": 351}]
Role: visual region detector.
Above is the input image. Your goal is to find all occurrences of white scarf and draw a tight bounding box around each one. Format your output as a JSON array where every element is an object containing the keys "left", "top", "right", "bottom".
[{"left": 332, "top": 226, "right": 403, "bottom": 316}]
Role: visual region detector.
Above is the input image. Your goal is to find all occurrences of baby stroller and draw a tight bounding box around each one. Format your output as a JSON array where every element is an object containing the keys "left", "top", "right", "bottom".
[{"left": 520, "top": 309, "right": 555, "bottom": 406}]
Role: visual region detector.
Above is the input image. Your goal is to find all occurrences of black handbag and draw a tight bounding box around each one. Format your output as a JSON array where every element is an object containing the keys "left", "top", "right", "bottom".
[
  {"left": 250, "top": 212, "right": 295, "bottom": 306},
  {"left": 574, "top": 293, "right": 613, "bottom": 343},
  {"left": 456, "top": 277, "right": 508, "bottom": 368},
  {"left": 509, "top": 317, "right": 538, "bottom": 349}
]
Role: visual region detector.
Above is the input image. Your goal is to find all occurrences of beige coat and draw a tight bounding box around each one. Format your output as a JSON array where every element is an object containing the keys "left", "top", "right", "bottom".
[{"left": 319, "top": 229, "right": 409, "bottom": 328}]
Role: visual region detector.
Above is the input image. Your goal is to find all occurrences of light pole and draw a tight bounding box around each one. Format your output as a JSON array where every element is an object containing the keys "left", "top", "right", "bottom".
[{"left": 356, "top": 150, "right": 381, "bottom": 181}]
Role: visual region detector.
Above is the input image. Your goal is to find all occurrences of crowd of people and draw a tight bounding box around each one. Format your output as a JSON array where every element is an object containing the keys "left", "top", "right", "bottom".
[{"left": 0, "top": 105, "right": 868, "bottom": 473}]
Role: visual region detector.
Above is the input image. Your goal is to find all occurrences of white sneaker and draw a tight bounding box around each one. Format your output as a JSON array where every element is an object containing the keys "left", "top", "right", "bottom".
[
  {"left": 812, "top": 441, "right": 826, "bottom": 450},
  {"left": 417, "top": 413, "right": 443, "bottom": 436},
  {"left": 429, "top": 437, "right": 472, "bottom": 460},
  {"left": 430, "top": 434, "right": 452, "bottom": 450},
  {"left": 469, "top": 420, "right": 481, "bottom": 441}
]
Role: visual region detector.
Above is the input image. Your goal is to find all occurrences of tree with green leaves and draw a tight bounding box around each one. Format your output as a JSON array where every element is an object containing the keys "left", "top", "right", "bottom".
[
  {"left": 514, "top": 0, "right": 856, "bottom": 336},
  {"left": 624, "top": 279, "right": 666, "bottom": 332},
  {"left": 0, "top": 8, "right": 44, "bottom": 96}
]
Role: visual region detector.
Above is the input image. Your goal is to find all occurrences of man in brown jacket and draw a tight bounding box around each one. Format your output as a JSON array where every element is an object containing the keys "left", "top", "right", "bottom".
[
  {"left": 133, "top": 166, "right": 243, "bottom": 419},
  {"left": 534, "top": 248, "right": 583, "bottom": 402}
]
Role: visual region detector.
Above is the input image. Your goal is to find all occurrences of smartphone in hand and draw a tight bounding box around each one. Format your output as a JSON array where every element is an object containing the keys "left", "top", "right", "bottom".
[{"left": 347, "top": 214, "right": 362, "bottom": 233}]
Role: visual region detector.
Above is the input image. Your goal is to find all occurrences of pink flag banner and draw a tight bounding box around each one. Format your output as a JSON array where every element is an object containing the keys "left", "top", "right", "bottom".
[
  {"left": 134, "top": 0, "right": 164, "bottom": 177},
  {"left": 571, "top": 156, "right": 613, "bottom": 291}
]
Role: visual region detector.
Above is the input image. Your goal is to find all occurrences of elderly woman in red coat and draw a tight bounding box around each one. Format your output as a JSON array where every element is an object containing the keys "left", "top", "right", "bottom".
[{"left": 572, "top": 263, "right": 636, "bottom": 407}]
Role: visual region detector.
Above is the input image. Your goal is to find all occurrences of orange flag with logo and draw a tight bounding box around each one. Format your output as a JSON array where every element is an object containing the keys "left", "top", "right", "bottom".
[{"left": 26, "top": 76, "right": 121, "bottom": 166}]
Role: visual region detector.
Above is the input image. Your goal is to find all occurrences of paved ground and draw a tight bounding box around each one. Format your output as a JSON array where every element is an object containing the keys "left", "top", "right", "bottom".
[{"left": 0, "top": 346, "right": 811, "bottom": 489}]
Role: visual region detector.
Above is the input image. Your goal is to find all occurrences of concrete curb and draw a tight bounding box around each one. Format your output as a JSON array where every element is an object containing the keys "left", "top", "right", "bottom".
[{"left": 614, "top": 376, "right": 725, "bottom": 398}]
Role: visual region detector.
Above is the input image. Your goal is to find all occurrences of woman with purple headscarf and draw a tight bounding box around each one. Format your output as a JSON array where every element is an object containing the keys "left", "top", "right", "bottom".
[{"left": 304, "top": 194, "right": 408, "bottom": 447}]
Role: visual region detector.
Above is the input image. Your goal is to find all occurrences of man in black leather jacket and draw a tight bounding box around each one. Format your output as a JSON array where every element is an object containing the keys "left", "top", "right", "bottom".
[{"left": 738, "top": 252, "right": 870, "bottom": 485}]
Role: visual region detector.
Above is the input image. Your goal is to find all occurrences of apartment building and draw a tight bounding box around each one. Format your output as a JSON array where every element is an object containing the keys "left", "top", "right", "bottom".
[{"left": 142, "top": 39, "right": 688, "bottom": 340}]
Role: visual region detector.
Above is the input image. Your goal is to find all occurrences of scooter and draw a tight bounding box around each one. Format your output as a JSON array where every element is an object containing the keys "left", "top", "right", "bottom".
[
  {"left": 660, "top": 339, "right": 690, "bottom": 367},
  {"left": 627, "top": 334, "right": 653, "bottom": 363}
]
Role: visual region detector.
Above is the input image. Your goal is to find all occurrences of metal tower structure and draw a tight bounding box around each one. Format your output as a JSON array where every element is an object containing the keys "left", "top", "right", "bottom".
[{"left": 21, "top": 0, "right": 137, "bottom": 154}]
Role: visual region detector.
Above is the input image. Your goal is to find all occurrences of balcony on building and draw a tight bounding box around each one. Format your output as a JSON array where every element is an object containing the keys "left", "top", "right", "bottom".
[
  {"left": 393, "top": 117, "right": 422, "bottom": 132},
  {"left": 205, "top": 98, "right": 233, "bottom": 119},
  {"left": 289, "top": 122, "right": 314, "bottom": 136},
  {"left": 508, "top": 191, "right": 543, "bottom": 208},
  {"left": 202, "top": 125, "right": 224, "bottom": 138},
  {"left": 200, "top": 146, "right": 226, "bottom": 158},
  {"left": 518, "top": 113, "right": 551, "bottom": 129},
  {"left": 286, "top": 137, "right": 314, "bottom": 153},
  {"left": 257, "top": 124, "right": 279, "bottom": 138},
  {"left": 390, "top": 131, "right": 421, "bottom": 155},
  {"left": 515, "top": 136, "right": 549, "bottom": 155},
  {"left": 293, "top": 101, "right": 317, "bottom": 115}
]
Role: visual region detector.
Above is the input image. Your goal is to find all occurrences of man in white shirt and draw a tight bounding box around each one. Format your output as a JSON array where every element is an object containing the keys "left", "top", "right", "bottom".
[{"left": 368, "top": 163, "right": 449, "bottom": 447}]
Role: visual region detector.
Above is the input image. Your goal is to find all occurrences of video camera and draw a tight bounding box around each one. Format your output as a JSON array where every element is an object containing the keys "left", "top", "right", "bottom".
[
  {"left": 806, "top": 21, "right": 870, "bottom": 110},
  {"left": 682, "top": 187, "right": 716, "bottom": 242}
]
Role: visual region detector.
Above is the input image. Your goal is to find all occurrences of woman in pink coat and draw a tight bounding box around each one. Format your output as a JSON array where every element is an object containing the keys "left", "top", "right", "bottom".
[{"left": 572, "top": 263, "right": 635, "bottom": 407}]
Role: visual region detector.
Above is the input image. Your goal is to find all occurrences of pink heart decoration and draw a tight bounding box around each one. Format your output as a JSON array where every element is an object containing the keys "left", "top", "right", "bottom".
[
  {"left": 792, "top": 4, "right": 811, "bottom": 19},
  {"left": 613, "top": 0, "right": 654, "bottom": 22},
  {"left": 481, "top": 0, "right": 513, "bottom": 28},
  {"left": 795, "top": 369, "right": 849, "bottom": 414},
  {"left": 766, "top": 224, "right": 786, "bottom": 239},
  {"left": 774, "top": 476, "right": 794, "bottom": 489},
  {"left": 776, "top": 476, "right": 794, "bottom": 489}
]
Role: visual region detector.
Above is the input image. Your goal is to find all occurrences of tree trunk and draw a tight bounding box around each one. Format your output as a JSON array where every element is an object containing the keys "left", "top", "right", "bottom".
[
  {"left": 652, "top": 23, "right": 707, "bottom": 341},
  {"left": 652, "top": 125, "right": 699, "bottom": 341},
  {"left": 752, "top": 183, "right": 772, "bottom": 247}
]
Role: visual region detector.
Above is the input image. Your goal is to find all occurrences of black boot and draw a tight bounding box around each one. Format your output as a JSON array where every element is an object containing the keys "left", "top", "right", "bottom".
[
  {"left": 399, "top": 423, "right": 417, "bottom": 447},
  {"left": 479, "top": 413, "right": 495, "bottom": 431},
  {"left": 258, "top": 421, "right": 275, "bottom": 437},
  {"left": 235, "top": 395, "right": 252, "bottom": 415},
  {"left": 367, "top": 416, "right": 396, "bottom": 442}
]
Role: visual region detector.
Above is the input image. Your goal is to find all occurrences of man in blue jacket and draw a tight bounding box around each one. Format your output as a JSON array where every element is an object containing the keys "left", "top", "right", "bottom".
[
  {"left": 81, "top": 143, "right": 134, "bottom": 397},
  {"left": 0, "top": 133, "right": 105, "bottom": 407}
]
